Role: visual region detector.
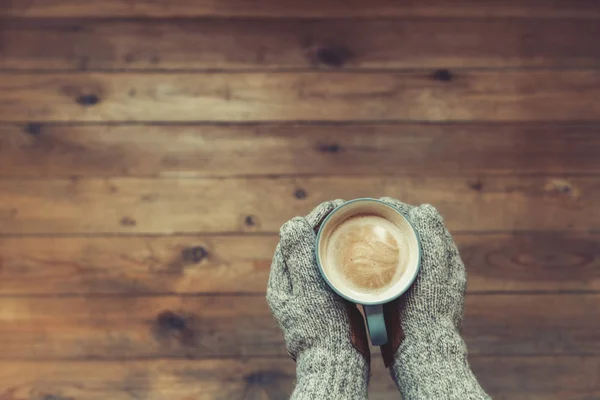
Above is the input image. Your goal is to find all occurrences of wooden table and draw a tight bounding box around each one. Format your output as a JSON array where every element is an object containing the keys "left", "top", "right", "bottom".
[{"left": 0, "top": 1, "right": 599, "bottom": 398}]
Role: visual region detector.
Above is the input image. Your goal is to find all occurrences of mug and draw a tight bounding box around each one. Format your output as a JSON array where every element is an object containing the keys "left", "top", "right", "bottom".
[{"left": 315, "top": 198, "right": 421, "bottom": 346}]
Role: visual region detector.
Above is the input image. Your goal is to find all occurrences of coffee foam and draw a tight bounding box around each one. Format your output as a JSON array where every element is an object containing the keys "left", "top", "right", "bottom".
[{"left": 323, "top": 214, "right": 410, "bottom": 297}]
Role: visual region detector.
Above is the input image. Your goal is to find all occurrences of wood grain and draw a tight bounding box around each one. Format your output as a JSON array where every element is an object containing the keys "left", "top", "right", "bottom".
[
  {"left": 462, "top": 233, "right": 600, "bottom": 292},
  {"left": 0, "top": 235, "right": 279, "bottom": 295},
  {"left": 469, "top": 357, "right": 600, "bottom": 400},
  {"left": 0, "top": 294, "right": 598, "bottom": 359},
  {"left": 2, "top": 71, "right": 600, "bottom": 122},
  {"left": 1, "top": 357, "right": 598, "bottom": 400},
  {"left": 3, "top": 123, "right": 600, "bottom": 177},
  {"left": 0, "top": 176, "right": 596, "bottom": 234},
  {"left": 0, "top": 359, "right": 302, "bottom": 400},
  {"left": 2, "top": 1, "right": 599, "bottom": 399},
  {"left": 3, "top": 19, "right": 600, "bottom": 71},
  {"left": 0, "top": 295, "right": 279, "bottom": 360},
  {"left": 0, "top": 233, "right": 599, "bottom": 295},
  {"left": 3, "top": 0, "right": 600, "bottom": 18}
]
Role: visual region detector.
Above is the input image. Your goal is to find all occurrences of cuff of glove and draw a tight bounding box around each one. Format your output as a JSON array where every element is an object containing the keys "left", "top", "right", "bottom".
[
  {"left": 292, "top": 347, "right": 370, "bottom": 400},
  {"left": 390, "top": 328, "right": 491, "bottom": 400}
]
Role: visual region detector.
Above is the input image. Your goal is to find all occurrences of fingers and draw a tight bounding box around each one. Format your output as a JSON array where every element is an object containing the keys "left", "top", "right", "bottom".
[
  {"left": 379, "top": 197, "right": 415, "bottom": 216},
  {"left": 443, "top": 226, "right": 467, "bottom": 290},
  {"left": 266, "top": 243, "right": 293, "bottom": 310},
  {"left": 306, "top": 199, "right": 345, "bottom": 230},
  {"left": 267, "top": 243, "right": 292, "bottom": 295},
  {"left": 279, "top": 216, "right": 331, "bottom": 295},
  {"left": 444, "top": 226, "right": 468, "bottom": 326},
  {"left": 278, "top": 200, "right": 346, "bottom": 297},
  {"left": 409, "top": 204, "right": 452, "bottom": 282}
]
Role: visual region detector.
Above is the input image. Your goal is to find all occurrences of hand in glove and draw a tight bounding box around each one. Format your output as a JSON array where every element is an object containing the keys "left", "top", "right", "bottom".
[
  {"left": 379, "top": 198, "right": 491, "bottom": 400},
  {"left": 266, "top": 200, "right": 370, "bottom": 400}
]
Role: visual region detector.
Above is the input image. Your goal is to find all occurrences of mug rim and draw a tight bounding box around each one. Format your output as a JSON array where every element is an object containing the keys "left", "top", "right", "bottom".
[{"left": 315, "top": 198, "right": 422, "bottom": 306}]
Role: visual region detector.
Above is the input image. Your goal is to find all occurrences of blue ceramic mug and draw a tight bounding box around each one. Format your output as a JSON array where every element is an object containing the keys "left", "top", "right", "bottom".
[{"left": 315, "top": 198, "right": 421, "bottom": 346}]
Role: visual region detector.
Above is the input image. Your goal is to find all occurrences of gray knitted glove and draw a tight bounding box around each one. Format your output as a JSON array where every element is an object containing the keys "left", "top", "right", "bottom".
[
  {"left": 267, "top": 200, "right": 370, "bottom": 400},
  {"left": 380, "top": 198, "right": 491, "bottom": 400}
]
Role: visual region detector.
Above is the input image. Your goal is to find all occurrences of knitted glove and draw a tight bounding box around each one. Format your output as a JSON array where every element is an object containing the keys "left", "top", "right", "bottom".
[
  {"left": 379, "top": 198, "right": 491, "bottom": 400},
  {"left": 267, "top": 200, "right": 370, "bottom": 400}
]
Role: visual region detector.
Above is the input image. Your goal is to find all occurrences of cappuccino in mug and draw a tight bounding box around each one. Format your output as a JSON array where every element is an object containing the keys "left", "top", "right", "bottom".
[{"left": 316, "top": 199, "right": 420, "bottom": 306}]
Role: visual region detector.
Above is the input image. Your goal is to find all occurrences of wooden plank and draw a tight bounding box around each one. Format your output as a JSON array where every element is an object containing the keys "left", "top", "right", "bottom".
[
  {"left": 1, "top": 357, "right": 599, "bottom": 400},
  {"left": 462, "top": 233, "right": 600, "bottom": 293},
  {"left": 3, "top": 0, "right": 600, "bottom": 18},
  {"left": 0, "top": 359, "right": 304, "bottom": 400},
  {"left": 0, "top": 294, "right": 597, "bottom": 359},
  {"left": 3, "top": 19, "right": 600, "bottom": 71},
  {"left": 2, "top": 71, "right": 600, "bottom": 122},
  {"left": 472, "top": 357, "right": 600, "bottom": 400},
  {"left": 0, "top": 235, "right": 279, "bottom": 295},
  {"left": 1, "top": 233, "right": 599, "bottom": 295},
  {"left": 0, "top": 176, "right": 596, "bottom": 234},
  {"left": 0, "top": 295, "right": 280, "bottom": 360},
  {"left": 464, "top": 294, "right": 600, "bottom": 355},
  {"left": 3, "top": 123, "right": 600, "bottom": 178}
]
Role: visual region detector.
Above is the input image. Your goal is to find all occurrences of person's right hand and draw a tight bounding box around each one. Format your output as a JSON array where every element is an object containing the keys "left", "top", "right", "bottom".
[
  {"left": 378, "top": 197, "right": 491, "bottom": 400},
  {"left": 381, "top": 198, "right": 466, "bottom": 353}
]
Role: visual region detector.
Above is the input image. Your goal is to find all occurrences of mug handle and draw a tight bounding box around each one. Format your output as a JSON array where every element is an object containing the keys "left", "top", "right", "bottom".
[{"left": 364, "top": 304, "right": 388, "bottom": 346}]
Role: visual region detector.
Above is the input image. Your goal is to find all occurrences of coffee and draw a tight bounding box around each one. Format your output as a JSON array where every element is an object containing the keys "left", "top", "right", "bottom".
[
  {"left": 322, "top": 214, "right": 410, "bottom": 295},
  {"left": 315, "top": 198, "right": 421, "bottom": 345},
  {"left": 326, "top": 215, "right": 408, "bottom": 293}
]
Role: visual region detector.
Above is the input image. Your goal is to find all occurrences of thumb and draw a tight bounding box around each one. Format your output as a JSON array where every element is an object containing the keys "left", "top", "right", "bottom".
[
  {"left": 279, "top": 217, "right": 331, "bottom": 296},
  {"left": 305, "top": 199, "right": 345, "bottom": 229}
]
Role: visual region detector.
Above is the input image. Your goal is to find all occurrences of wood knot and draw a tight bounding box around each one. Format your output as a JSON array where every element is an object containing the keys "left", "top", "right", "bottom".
[
  {"left": 31, "top": 394, "right": 74, "bottom": 400},
  {"left": 153, "top": 310, "right": 197, "bottom": 347},
  {"left": 181, "top": 246, "right": 208, "bottom": 263},
  {"left": 315, "top": 45, "right": 353, "bottom": 68},
  {"left": 157, "top": 310, "right": 186, "bottom": 331},
  {"left": 242, "top": 214, "right": 261, "bottom": 231},
  {"left": 294, "top": 188, "right": 307, "bottom": 199},
  {"left": 544, "top": 179, "right": 579, "bottom": 198},
  {"left": 76, "top": 94, "right": 100, "bottom": 106},
  {"left": 433, "top": 69, "right": 453, "bottom": 82},
  {"left": 120, "top": 216, "right": 137, "bottom": 227},
  {"left": 24, "top": 122, "right": 42, "bottom": 136},
  {"left": 317, "top": 143, "right": 341, "bottom": 153},
  {"left": 140, "top": 193, "right": 157, "bottom": 202},
  {"left": 245, "top": 215, "right": 257, "bottom": 227},
  {"left": 469, "top": 180, "right": 484, "bottom": 192},
  {"left": 42, "top": 395, "right": 72, "bottom": 400}
]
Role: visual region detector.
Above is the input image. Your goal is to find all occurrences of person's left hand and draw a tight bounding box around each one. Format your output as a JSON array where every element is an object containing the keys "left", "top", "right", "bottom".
[{"left": 266, "top": 200, "right": 370, "bottom": 400}]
